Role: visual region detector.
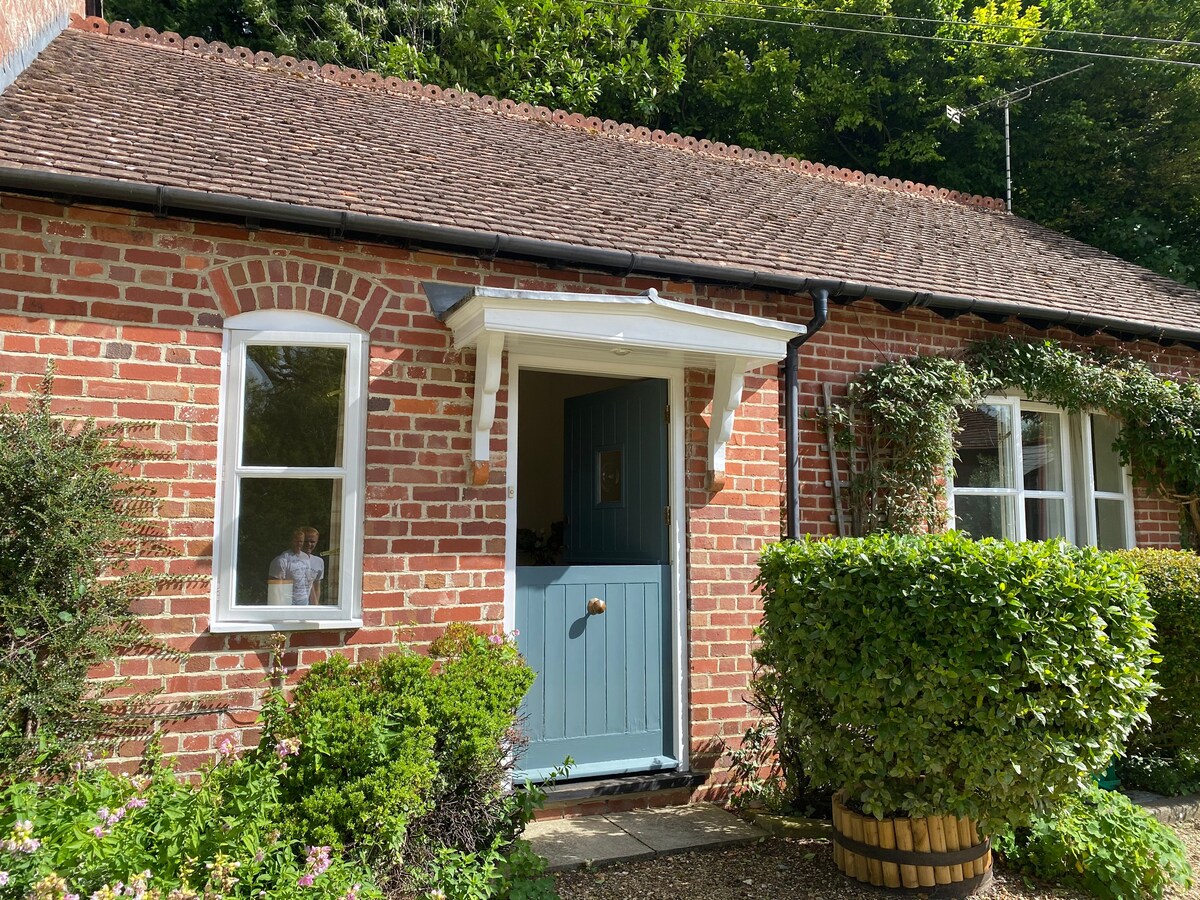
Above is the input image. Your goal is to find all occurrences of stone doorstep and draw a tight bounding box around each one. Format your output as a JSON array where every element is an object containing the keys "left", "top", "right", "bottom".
[{"left": 524, "top": 803, "right": 767, "bottom": 872}]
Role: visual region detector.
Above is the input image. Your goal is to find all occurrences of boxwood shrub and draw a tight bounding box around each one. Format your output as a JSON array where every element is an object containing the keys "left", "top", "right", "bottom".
[{"left": 756, "top": 533, "right": 1156, "bottom": 834}]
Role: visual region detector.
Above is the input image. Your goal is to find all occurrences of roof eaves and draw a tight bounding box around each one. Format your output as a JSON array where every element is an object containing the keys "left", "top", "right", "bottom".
[{"left": 2, "top": 164, "right": 1196, "bottom": 351}]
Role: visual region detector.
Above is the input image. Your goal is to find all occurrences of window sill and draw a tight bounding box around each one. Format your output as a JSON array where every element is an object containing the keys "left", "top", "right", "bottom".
[{"left": 208, "top": 618, "right": 363, "bottom": 634}]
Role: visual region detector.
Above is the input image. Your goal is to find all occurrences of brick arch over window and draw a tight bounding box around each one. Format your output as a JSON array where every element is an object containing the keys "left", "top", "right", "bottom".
[{"left": 207, "top": 257, "right": 392, "bottom": 333}]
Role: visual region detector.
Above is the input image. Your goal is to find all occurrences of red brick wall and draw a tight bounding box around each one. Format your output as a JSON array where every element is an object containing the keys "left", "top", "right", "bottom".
[{"left": 0, "top": 191, "right": 1193, "bottom": 790}]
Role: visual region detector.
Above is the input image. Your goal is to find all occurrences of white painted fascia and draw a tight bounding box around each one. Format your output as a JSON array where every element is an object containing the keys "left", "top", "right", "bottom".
[{"left": 444, "top": 288, "right": 801, "bottom": 370}]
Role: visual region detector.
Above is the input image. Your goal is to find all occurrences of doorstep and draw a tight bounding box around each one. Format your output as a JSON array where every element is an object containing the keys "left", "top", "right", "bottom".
[
  {"left": 531, "top": 770, "right": 708, "bottom": 820},
  {"left": 523, "top": 803, "right": 766, "bottom": 872}
]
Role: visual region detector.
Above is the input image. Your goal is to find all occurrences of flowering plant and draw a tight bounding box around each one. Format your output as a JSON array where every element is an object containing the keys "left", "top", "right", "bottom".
[{"left": 0, "top": 743, "right": 376, "bottom": 900}]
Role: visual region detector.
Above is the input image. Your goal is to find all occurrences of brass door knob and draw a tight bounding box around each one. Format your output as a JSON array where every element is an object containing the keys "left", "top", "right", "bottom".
[{"left": 587, "top": 597, "right": 606, "bottom": 615}]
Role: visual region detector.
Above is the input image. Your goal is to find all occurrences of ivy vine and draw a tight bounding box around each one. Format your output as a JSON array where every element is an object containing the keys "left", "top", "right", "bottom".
[{"left": 830, "top": 338, "right": 1200, "bottom": 541}]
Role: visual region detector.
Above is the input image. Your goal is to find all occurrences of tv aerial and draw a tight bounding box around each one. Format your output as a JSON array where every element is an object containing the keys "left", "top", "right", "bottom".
[{"left": 946, "top": 64, "right": 1092, "bottom": 212}]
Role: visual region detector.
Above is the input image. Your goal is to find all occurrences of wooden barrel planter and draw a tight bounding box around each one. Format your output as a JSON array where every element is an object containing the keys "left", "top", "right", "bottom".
[{"left": 832, "top": 791, "right": 993, "bottom": 896}]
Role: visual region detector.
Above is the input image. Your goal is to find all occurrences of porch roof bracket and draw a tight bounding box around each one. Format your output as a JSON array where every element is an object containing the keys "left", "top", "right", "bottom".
[
  {"left": 708, "top": 356, "right": 751, "bottom": 493},
  {"left": 470, "top": 331, "right": 506, "bottom": 486}
]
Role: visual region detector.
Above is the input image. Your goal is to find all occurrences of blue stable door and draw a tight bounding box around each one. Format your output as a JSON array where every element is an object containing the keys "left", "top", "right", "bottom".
[{"left": 516, "top": 378, "right": 675, "bottom": 781}]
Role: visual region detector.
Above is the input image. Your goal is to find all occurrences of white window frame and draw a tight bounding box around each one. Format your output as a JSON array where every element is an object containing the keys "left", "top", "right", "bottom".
[
  {"left": 949, "top": 396, "right": 1135, "bottom": 548},
  {"left": 1079, "top": 412, "right": 1138, "bottom": 550},
  {"left": 210, "top": 310, "right": 368, "bottom": 632}
]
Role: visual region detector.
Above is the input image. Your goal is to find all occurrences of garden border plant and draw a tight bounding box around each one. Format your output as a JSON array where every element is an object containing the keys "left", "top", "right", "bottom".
[
  {"left": 0, "top": 370, "right": 186, "bottom": 781},
  {"left": 829, "top": 337, "right": 1200, "bottom": 540}
]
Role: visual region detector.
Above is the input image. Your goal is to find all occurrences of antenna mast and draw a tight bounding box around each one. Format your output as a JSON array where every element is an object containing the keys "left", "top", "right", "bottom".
[{"left": 946, "top": 64, "right": 1092, "bottom": 213}]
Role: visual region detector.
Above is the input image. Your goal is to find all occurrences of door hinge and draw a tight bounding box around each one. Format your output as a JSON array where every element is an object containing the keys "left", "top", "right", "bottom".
[
  {"left": 664, "top": 505, "right": 671, "bottom": 525},
  {"left": 664, "top": 404, "right": 671, "bottom": 424}
]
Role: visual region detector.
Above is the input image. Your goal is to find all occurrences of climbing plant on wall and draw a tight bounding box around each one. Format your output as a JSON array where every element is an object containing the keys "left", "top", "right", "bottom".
[{"left": 831, "top": 338, "right": 1200, "bottom": 541}]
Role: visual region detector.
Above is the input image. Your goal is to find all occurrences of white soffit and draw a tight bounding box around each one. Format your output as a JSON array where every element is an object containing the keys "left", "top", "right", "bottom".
[{"left": 431, "top": 285, "right": 805, "bottom": 489}]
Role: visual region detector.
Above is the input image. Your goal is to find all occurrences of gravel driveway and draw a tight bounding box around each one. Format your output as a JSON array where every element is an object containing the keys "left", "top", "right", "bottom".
[{"left": 556, "top": 820, "right": 1200, "bottom": 899}]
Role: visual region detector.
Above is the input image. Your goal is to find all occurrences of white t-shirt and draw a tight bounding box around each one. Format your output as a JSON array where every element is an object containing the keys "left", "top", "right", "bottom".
[{"left": 269, "top": 549, "right": 324, "bottom": 605}]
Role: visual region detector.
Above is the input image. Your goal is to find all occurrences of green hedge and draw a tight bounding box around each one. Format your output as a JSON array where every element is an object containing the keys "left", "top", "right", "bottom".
[
  {"left": 1114, "top": 549, "right": 1200, "bottom": 757},
  {"left": 756, "top": 533, "right": 1156, "bottom": 833}
]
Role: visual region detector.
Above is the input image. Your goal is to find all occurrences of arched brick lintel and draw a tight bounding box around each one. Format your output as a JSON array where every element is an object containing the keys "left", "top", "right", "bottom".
[{"left": 206, "top": 257, "right": 393, "bottom": 333}]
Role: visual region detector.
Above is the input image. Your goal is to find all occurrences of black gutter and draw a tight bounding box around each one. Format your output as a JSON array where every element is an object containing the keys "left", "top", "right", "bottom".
[
  {"left": 4, "top": 166, "right": 1200, "bottom": 349},
  {"left": 785, "top": 288, "right": 829, "bottom": 541}
]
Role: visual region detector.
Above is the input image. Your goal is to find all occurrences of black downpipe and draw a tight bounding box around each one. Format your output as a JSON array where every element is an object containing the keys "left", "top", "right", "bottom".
[{"left": 785, "top": 288, "right": 829, "bottom": 541}]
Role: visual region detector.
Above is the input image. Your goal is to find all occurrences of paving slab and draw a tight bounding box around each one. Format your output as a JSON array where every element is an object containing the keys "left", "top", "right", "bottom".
[
  {"left": 605, "top": 804, "right": 766, "bottom": 853},
  {"left": 1126, "top": 789, "right": 1200, "bottom": 824},
  {"left": 524, "top": 815, "right": 656, "bottom": 871},
  {"left": 526, "top": 804, "right": 766, "bottom": 871}
]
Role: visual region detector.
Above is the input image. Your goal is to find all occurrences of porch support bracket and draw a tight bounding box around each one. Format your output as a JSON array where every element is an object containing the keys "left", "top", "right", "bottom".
[
  {"left": 708, "top": 355, "right": 751, "bottom": 493},
  {"left": 470, "top": 331, "right": 506, "bottom": 486}
]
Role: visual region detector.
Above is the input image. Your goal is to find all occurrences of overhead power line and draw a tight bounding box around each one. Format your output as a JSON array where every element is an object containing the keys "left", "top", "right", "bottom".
[
  {"left": 692, "top": 0, "right": 1200, "bottom": 52},
  {"left": 586, "top": 0, "right": 1200, "bottom": 69}
]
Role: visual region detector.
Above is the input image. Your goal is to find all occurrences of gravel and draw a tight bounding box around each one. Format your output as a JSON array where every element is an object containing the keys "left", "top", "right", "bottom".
[{"left": 556, "top": 820, "right": 1200, "bottom": 899}]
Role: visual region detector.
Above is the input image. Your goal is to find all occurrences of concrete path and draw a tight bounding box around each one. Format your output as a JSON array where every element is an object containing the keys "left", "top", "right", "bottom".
[{"left": 524, "top": 804, "right": 766, "bottom": 872}]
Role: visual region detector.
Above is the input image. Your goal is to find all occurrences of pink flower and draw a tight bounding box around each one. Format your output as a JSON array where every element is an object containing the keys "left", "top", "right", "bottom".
[
  {"left": 488, "top": 633, "right": 503, "bottom": 645},
  {"left": 90, "top": 826, "right": 106, "bottom": 838},
  {"left": 217, "top": 737, "right": 236, "bottom": 758},
  {"left": 274, "top": 737, "right": 301, "bottom": 759},
  {"left": 0, "top": 872, "right": 9, "bottom": 887},
  {"left": 297, "top": 875, "right": 314, "bottom": 888},
  {"left": 125, "top": 798, "right": 147, "bottom": 810}
]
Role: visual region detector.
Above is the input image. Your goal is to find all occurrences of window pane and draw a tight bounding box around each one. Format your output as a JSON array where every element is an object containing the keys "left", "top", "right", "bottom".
[
  {"left": 953, "top": 494, "right": 1014, "bottom": 539},
  {"left": 242, "top": 345, "right": 346, "bottom": 467},
  {"left": 1021, "top": 411, "right": 1064, "bottom": 492},
  {"left": 1096, "top": 498, "right": 1131, "bottom": 550},
  {"left": 1025, "top": 497, "right": 1068, "bottom": 541},
  {"left": 954, "top": 405, "right": 1013, "bottom": 489},
  {"left": 1091, "top": 415, "right": 1125, "bottom": 494},
  {"left": 234, "top": 477, "right": 341, "bottom": 607}
]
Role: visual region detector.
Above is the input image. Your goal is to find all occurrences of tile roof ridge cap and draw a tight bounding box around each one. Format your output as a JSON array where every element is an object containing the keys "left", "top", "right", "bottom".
[{"left": 67, "top": 15, "right": 1007, "bottom": 213}]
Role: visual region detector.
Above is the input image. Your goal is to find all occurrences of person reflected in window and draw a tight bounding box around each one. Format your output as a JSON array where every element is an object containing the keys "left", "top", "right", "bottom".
[{"left": 269, "top": 527, "right": 324, "bottom": 605}]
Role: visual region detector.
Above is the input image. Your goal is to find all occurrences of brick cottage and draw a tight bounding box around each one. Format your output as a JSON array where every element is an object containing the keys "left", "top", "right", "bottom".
[{"left": 2, "top": 6, "right": 1200, "bottom": 811}]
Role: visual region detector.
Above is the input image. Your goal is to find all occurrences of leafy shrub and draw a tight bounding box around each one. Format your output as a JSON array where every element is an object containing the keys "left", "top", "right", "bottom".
[
  {"left": 756, "top": 533, "right": 1156, "bottom": 834},
  {"left": 0, "top": 744, "right": 376, "bottom": 900},
  {"left": 995, "top": 782, "right": 1193, "bottom": 899},
  {"left": 724, "top": 668, "right": 830, "bottom": 817},
  {"left": 0, "top": 373, "right": 179, "bottom": 778},
  {"left": 1113, "top": 549, "right": 1200, "bottom": 758},
  {"left": 1118, "top": 752, "right": 1200, "bottom": 798},
  {"left": 267, "top": 626, "right": 536, "bottom": 890},
  {"left": 269, "top": 653, "right": 440, "bottom": 858}
]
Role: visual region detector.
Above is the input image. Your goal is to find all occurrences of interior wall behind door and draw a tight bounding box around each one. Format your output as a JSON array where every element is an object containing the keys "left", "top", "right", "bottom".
[{"left": 516, "top": 370, "right": 629, "bottom": 535}]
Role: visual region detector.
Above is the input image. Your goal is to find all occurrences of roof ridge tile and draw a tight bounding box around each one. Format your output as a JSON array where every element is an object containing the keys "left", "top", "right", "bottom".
[{"left": 68, "top": 14, "right": 1007, "bottom": 213}]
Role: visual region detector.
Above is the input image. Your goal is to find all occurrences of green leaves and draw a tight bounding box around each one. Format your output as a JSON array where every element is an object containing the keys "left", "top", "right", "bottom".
[
  {"left": 995, "top": 781, "right": 1194, "bottom": 898},
  {"left": 0, "top": 371, "right": 181, "bottom": 780},
  {"left": 756, "top": 533, "right": 1156, "bottom": 835}
]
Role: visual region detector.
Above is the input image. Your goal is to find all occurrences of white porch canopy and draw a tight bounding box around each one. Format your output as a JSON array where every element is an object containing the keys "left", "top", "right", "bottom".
[{"left": 424, "top": 284, "right": 805, "bottom": 488}]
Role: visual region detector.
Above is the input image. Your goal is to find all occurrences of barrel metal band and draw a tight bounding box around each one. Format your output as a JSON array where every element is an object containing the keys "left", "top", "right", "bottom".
[{"left": 832, "top": 830, "right": 991, "bottom": 867}]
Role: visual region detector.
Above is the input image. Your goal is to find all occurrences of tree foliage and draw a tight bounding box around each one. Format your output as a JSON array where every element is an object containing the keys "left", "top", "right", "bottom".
[{"left": 105, "top": 0, "right": 1200, "bottom": 286}]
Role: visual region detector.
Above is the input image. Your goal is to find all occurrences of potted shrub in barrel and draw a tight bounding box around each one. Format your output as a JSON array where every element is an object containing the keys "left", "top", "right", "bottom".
[{"left": 756, "top": 532, "right": 1155, "bottom": 895}]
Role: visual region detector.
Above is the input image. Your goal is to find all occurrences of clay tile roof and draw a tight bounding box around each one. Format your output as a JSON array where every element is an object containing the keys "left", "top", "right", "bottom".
[{"left": 2, "top": 18, "right": 1200, "bottom": 337}]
